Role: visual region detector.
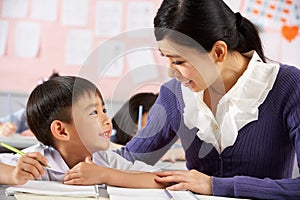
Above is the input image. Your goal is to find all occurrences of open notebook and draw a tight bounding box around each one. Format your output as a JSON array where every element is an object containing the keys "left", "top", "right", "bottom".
[
  {"left": 107, "top": 186, "right": 199, "bottom": 200},
  {"left": 6, "top": 181, "right": 247, "bottom": 200},
  {"left": 5, "top": 180, "right": 107, "bottom": 198}
]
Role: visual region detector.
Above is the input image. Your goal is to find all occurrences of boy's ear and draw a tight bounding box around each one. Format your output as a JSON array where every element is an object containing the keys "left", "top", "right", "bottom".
[{"left": 50, "top": 120, "right": 70, "bottom": 141}]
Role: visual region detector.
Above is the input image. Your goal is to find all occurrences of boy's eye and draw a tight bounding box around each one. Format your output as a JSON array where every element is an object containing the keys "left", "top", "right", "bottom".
[
  {"left": 172, "top": 61, "right": 184, "bottom": 65},
  {"left": 89, "top": 110, "right": 98, "bottom": 115},
  {"left": 103, "top": 108, "right": 107, "bottom": 113}
]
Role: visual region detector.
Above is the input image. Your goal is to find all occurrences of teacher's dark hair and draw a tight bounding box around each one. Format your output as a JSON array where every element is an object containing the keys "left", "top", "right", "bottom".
[{"left": 154, "top": 0, "right": 266, "bottom": 62}]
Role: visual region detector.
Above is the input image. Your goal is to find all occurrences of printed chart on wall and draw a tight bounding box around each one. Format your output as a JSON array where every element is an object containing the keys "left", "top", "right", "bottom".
[{"left": 226, "top": 0, "right": 300, "bottom": 68}]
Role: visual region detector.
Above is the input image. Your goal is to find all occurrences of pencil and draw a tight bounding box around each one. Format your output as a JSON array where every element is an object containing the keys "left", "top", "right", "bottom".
[
  {"left": 8, "top": 93, "right": 13, "bottom": 122},
  {"left": 164, "top": 189, "right": 174, "bottom": 200},
  {"left": 0, "top": 142, "right": 51, "bottom": 168},
  {"left": 137, "top": 105, "right": 143, "bottom": 131}
]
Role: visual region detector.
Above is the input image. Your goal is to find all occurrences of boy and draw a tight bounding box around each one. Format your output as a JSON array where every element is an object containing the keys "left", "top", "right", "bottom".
[{"left": 0, "top": 76, "right": 165, "bottom": 189}]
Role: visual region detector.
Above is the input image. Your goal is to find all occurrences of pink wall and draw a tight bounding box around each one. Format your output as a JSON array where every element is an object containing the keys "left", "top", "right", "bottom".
[
  {"left": 0, "top": 0, "right": 299, "bottom": 97},
  {"left": 0, "top": 0, "right": 164, "bottom": 97}
]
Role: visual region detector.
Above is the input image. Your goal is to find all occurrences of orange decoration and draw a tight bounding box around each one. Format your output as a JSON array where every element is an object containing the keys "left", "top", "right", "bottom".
[
  {"left": 283, "top": 8, "right": 290, "bottom": 14},
  {"left": 253, "top": 9, "right": 259, "bottom": 14},
  {"left": 266, "top": 13, "right": 273, "bottom": 18},
  {"left": 282, "top": 25, "right": 299, "bottom": 42},
  {"left": 269, "top": 4, "right": 276, "bottom": 10},
  {"left": 285, "top": 0, "right": 292, "bottom": 5},
  {"left": 281, "top": 18, "right": 287, "bottom": 23},
  {"left": 256, "top": 0, "right": 263, "bottom": 4}
]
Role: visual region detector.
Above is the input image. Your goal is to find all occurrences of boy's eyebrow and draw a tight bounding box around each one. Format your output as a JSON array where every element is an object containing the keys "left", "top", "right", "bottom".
[
  {"left": 84, "top": 102, "right": 105, "bottom": 111},
  {"left": 158, "top": 48, "right": 180, "bottom": 58}
]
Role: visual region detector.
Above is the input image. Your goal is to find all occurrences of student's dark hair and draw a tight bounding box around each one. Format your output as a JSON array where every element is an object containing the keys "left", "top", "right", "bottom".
[
  {"left": 111, "top": 93, "right": 158, "bottom": 145},
  {"left": 26, "top": 76, "right": 103, "bottom": 146},
  {"left": 154, "top": 0, "right": 266, "bottom": 62}
]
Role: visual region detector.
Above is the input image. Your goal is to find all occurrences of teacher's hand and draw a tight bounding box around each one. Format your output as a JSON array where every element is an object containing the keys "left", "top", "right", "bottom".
[{"left": 154, "top": 169, "right": 212, "bottom": 195}]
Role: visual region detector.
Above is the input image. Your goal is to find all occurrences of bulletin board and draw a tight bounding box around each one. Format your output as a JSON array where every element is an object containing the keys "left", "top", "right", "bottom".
[
  {"left": 225, "top": 0, "right": 300, "bottom": 67},
  {"left": 0, "top": 0, "right": 166, "bottom": 100},
  {"left": 0, "top": 0, "right": 299, "bottom": 101}
]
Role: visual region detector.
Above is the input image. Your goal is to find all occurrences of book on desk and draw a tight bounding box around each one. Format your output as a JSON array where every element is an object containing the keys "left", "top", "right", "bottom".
[
  {"left": 4, "top": 180, "right": 249, "bottom": 200},
  {"left": 5, "top": 180, "right": 199, "bottom": 200}
]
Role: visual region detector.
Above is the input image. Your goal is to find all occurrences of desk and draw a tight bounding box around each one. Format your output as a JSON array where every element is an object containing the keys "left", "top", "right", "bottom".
[
  {"left": 154, "top": 160, "right": 187, "bottom": 171},
  {"left": 0, "top": 134, "right": 38, "bottom": 152},
  {"left": 0, "top": 184, "right": 250, "bottom": 200},
  {"left": 0, "top": 185, "right": 15, "bottom": 200}
]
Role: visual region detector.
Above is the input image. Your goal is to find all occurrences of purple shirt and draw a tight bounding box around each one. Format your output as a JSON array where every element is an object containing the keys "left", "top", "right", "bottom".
[{"left": 117, "top": 64, "right": 300, "bottom": 199}]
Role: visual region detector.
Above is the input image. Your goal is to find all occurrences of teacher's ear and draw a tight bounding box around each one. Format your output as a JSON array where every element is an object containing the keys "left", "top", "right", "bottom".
[
  {"left": 50, "top": 120, "right": 70, "bottom": 141},
  {"left": 211, "top": 40, "right": 227, "bottom": 62}
]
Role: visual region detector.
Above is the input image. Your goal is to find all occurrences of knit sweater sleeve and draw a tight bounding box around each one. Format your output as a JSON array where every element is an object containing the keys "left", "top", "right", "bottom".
[{"left": 213, "top": 65, "right": 300, "bottom": 199}]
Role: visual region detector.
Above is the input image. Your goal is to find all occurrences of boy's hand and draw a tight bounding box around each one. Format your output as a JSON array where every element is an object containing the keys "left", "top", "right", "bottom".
[
  {"left": 0, "top": 122, "right": 17, "bottom": 137},
  {"left": 63, "top": 157, "right": 108, "bottom": 185},
  {"left": 11, "top": 152, "right": 47, "bottom": 185}
]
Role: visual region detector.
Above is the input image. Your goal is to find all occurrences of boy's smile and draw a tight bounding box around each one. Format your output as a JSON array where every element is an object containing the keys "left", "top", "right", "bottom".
[{"left": 71, "top": 92, "right": 112, "bottom": 154}]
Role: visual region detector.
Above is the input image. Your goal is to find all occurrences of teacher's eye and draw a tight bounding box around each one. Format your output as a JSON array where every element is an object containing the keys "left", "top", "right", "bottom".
[
  {"left": 172, "top": 61, "right": 184, "bottom": 65},
  {"left": 89, "top": 110, "right": 98, "bottom": 115}
]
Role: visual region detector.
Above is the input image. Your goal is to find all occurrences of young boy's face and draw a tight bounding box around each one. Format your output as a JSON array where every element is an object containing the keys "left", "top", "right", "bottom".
[{"left": 71, "top": 92, "right": 112, "bottom": 154}]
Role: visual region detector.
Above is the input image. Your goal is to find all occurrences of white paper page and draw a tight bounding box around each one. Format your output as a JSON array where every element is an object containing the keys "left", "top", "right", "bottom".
[
  {"left": 281, "top": 35, "right": 300, "bottom": 68},
  {"left": 15, "top": 193, "right": 106, "bottom": 200},
  {"left": 1, "top": 0, "right": 28, "bottom": 18},
  {"left": 107, "top": 186, "right": 204, "bottom": 200},
  {"left": 223, "top": 0, "right": 241, "bottom": 12},
  {"left": 62, "top": 0, "right": 89, "bottom": 26},
  {"left": 99, "top": 41, "right": 125, "bottom": 78},
  {"left": 126, "top": 50, "right": 158, "bottom": 84},
  {"left": 6, "top": 180, "right": 98, "bottom": 197},
  {"left": 0, "top": 20, "right": 8, "bottom": 56},
  {"left": 30, "top": 0, "right": 58, "bottom": 21},
  {"left": 14, "top": 22, "right": 41, "bottom": 58},
  {"left": 260, "top": 30, "right": 281, "bottom": 61},
  {"left": 95, "top": 1, "right": 123, "bottom": 37},
  {"left": 107, "top": 186, "right": 168, "bottom": 200},
  {"left": 127, "top": 2, "right": 154, "bottom": 31},
  {"left": 65, "top": 29, "right": 93, "bottom": 65}
]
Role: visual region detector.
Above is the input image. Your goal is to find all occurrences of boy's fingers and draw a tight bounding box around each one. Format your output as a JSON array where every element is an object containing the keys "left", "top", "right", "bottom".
[
  {"left": 20, "top": 155, "right": 45, "bottom": 176},
  {"left": 25, "top": 152, "right": 49, "bottom": 167},
  {"left": 20, "top": 162, "right": 42, "bottom": 179},
  {"left": 85, "top": 156, "right": 93, "bottom": 163}
]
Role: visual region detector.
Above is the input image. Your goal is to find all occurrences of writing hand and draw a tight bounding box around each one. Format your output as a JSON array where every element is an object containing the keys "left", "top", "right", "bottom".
[{"left": 12, "top": 152, "right": 48, "bottom": 185}]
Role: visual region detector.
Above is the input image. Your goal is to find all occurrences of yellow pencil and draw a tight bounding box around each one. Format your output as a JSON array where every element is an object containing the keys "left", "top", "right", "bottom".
[{"left": 0, "top": 142, "right": 51, "bottom": 168}]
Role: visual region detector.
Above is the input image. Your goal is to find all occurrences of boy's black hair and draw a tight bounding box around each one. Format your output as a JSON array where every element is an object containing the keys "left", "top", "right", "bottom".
[{"left": 26, "top": 76, "right": 103, "bottom": 146}]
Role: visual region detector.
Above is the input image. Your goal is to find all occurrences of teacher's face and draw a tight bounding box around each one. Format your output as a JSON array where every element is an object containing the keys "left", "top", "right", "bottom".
[{"left": 158, "top": 39, "right": 219, "bottom": 93}]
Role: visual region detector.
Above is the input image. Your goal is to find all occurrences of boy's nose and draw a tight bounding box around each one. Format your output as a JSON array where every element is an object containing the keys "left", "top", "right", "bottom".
[{"left": 101, "top": 114, "right": 111, "bottom": 126}]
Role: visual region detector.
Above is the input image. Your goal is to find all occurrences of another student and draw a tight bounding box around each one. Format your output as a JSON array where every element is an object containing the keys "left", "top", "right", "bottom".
[
  {"left": 111, "top": 92, "right": 158, "bottom": 145},
  {"left": 0, "top": 76, "right": 165, "bottom": 189},
  {"left": 110, "top": 92, "right": 185, "bottom": 162},
  {"left": 117, "top": 0, "right": 300, "bottom": 199}
]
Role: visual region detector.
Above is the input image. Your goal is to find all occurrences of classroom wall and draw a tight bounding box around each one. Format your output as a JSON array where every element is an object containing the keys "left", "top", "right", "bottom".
[{"left": 0, "top": 0, "right": 299, "bottom": 117}]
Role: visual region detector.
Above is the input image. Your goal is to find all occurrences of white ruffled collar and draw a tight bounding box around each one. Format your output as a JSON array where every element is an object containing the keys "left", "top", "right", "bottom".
[{"left": 182, "top": 51, "right": 279, "bottom": 153}]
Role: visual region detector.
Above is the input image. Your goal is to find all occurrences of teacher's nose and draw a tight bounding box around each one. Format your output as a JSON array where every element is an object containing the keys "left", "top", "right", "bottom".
[{"left": 168, "top": 68, "right": 180, "bottom": 78}]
